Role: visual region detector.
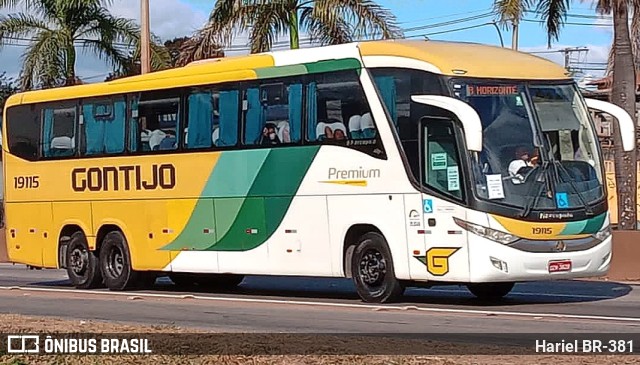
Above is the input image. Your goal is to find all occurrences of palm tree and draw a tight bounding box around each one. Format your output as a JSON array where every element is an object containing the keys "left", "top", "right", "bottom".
[
  {"left": 0, "top": 0, "right": 170, "bottom": 90},
  {"left": 183, "top": 0, "right": 402, "bottom": 57},
  {"left": 597, "top": 0, "right": 639, "bottom": 230}
]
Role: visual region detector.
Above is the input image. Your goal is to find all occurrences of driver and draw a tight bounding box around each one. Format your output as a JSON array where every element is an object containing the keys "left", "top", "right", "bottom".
[{"left": 508, "top": 146, "right": 534, "bottom": 184}]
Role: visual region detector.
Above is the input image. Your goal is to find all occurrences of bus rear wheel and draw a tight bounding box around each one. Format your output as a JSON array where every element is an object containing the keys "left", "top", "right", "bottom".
[
  {"left": 351, "top": 232, "right": 404, "bottom": 303},
  {"left": 466, "top": 282, "right": 515, "bottom": 300},
  {"left": 99, "top": 231, "right": 140, "bottom": 291},
  {"left": 66, "top": 232, "right": 102, "bottom": 289}
]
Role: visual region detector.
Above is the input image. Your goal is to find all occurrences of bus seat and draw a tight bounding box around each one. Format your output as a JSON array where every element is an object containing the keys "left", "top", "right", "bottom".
[
  {"left": 329, "top": 121, "right": 347, "bottom": 137},
  {"left": 277, "top": 121, "right": 291, "bottom": 143},
  {"left": 148, "top": 129, "right": 167, "bottom": 151},
  {"left": 348, "top": 115, "right": 363, "bottom": 139},
  {"left": 315, "top": 122, "right": 329, "bottom": 141},
  {"left": 212, "top": 126, "right": 220, "bottom": 146},
  {"left": 49, "top": 136, "right": 75, "bottom": 157},
  {"left": 361, "top": 112, "right": 376, "bottom": 138},
  {"left": 158, "top": 135, "right": 176, "bottom": 150}
]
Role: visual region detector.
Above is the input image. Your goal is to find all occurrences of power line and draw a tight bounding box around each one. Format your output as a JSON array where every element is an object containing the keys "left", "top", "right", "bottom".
[
  {"left": 399, "top": 7, "right": 492, "bottom": 25},
  {"left": 522, "top": 18, "right": 612, "bottom": 27}
]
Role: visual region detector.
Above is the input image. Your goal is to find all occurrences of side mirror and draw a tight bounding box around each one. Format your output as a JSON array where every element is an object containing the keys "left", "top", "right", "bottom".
[
  {"left": 411, "top": 95, "right": 483, "bottom": 152},
  {"left": 585, "top": 98, "right": 635, "bottom": 152}
]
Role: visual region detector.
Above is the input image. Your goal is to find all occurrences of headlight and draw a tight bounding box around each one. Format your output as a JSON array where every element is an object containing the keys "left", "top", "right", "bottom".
[
  {"left": 453, "top": 217, "right": 520, "bottom": 245},
  {"left": 593, "top": 225, "right": 612, "bottom": 241}
]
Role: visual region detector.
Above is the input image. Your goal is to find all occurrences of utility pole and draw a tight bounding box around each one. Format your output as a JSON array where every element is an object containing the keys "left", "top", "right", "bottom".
[
  {"left": 140, "top": 0, "right": 150, "bottom": 74},
  {"left": 511, "top": 19, "right": 519, "bottom": 50},
  {"left": 558, "top": 46, "right": 589, "bottom": 73}
]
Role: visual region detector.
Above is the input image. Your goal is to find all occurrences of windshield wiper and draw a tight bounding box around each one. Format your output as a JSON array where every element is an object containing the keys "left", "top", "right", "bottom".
[
  {"left": 518, "top": 161, "right": 550, "bottom": 218},
  {"left": 551, "top": 160, "right": 595, "bottom": 216}
]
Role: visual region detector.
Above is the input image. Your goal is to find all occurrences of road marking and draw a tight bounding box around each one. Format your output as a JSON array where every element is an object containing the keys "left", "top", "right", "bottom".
[
  {"left": 417, "top": 288, "right": 616, "bottom": 300},
  {"left": 1, "top": 285, "right": 640, "bottom": 324}
]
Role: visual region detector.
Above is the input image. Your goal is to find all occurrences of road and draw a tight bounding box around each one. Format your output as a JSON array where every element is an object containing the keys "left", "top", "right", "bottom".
[{"left": 0, "top": 263, "right": 639, "bottom": 342}]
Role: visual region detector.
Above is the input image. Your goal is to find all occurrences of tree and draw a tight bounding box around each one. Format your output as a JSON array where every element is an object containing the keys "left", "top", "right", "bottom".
[
  {"left": 105, "top": 34, "right": 172, "bottom": 81},
  {"left": 0, "top": 0, "right": 168, "bottom": 89},
  {"left": 173, "top": 35, "right": 224, "bottom": 67},
  {"left": 183, "top": 0, "right": 402, "bottom": 58},
  {"left": 0, "top": 72, "right": 18, "bottom": 109},
  {"left": 599, "top": 0, "right": 638, "bottom": 230}
]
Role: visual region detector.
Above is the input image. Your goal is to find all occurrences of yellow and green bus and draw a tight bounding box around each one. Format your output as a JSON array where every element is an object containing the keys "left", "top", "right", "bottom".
[{"left": 2, "top": 40, "right": 635, "bottom": 303}]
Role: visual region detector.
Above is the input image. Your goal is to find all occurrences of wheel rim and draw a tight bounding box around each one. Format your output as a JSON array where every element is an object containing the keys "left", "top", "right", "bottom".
[
  {"left": 106, "top": 246, "right": 125, "bottom": 278},
  {"left": 358, "top": 249, "right": 386, "bottom": 287},
  {"left": 69, "top": 247, "right": 88, "bottom": 276}
]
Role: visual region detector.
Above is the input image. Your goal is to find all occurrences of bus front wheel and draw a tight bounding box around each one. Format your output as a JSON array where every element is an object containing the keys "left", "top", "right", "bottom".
[
  {"left": 66, "top": 232, "right": 102, "bottom": 289},
  {"left": 351, "top": 232, "right": 404, "bottom": 303},
  {"left": 466, "top": 282, "right": 515, "bottom": 300},
  {"left": 99, "top": 231, "right": 140, "bottom": 291}
]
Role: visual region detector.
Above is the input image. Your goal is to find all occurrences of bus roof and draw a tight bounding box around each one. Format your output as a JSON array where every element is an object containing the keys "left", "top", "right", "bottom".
[
  {"left": 358, "top": 40, "right": 572, "bottom": 80},
  {"left": 4, "top": 40, "right": 571, "bottom": 108}
]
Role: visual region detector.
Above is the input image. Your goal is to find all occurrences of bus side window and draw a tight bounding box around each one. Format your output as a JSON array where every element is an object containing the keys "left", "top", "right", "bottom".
[
  {"left": 42, "top": 106, "right": 77, "bottom": 158},
  {"left": 423, "top": 118, "right": 463, "bottom": 200},
  {"left": 135, "top": 91, "right": 180, "bottom": 152},
  {"left": 82, "top": 98, "right": 126, "bottom": 156},
  {"left": 306, "top": 70, "right": 375, "bottom": 143},
  {"left": 5, "top": 105, "right": 40, "bottom": 161},
  {"left": 243, "top": 81, "right": 302, "bottom": 147}
]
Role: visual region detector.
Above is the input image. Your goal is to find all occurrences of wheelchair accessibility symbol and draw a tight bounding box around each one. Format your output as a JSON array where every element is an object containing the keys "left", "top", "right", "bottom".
[
  {"left": 423, "top": 199, "right": 433, "bottom": 214},
  {"left": 556, "top": 193, "right": 569, "bottom": 209}
]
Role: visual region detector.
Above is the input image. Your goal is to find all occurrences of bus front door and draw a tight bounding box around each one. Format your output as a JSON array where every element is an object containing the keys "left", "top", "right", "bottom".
[{"left": 411, "top": 107, "right": 471, "bottom": 283}]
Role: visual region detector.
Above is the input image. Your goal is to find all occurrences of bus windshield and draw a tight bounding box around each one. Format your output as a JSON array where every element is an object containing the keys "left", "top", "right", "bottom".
[{"left": 452, "top": 79, "right": 604, "bottom": 212}]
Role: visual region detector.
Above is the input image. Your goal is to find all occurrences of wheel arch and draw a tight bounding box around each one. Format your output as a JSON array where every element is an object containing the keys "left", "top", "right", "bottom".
[
  {"left": 57, "top": 224, "right": 85, "bottom": 269},
  {"left": 342, "top": 224, "right": 384, "bottom": 278}
]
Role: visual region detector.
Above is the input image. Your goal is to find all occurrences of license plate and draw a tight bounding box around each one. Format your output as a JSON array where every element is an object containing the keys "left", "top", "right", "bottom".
[{"left": 548, "top": 260, "right": 572, "bottom": 273}]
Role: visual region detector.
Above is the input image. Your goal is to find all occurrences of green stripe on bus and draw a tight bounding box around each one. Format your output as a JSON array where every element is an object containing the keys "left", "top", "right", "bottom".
[
  {"left": 303, "top": 58, "right": 362, "bottom": 74},
  {"left": 255, "top": 64, "right": 308, "bottom": 79},
  {"left": 161, "top": 146, "right": 320, "bottom": 252}
]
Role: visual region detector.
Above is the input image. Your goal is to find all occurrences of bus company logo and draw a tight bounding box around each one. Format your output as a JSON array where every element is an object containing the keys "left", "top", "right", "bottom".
[
  {"left": 415, "top": 247, "right": 460, "bottom": 276},
  {"left": 320, "top": 167, "right": 381, "bottom": 187},
  {"left": 71, "top": 164, "right": 176, "bottom": 192},
  {"left": 538, "top": 212, "right": 574, "bottom": 220}
]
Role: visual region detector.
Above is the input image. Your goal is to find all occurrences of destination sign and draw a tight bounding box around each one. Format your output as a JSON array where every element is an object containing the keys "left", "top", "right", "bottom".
[{"left": 465, "top": 85, "right": 519, "bottom": 96}]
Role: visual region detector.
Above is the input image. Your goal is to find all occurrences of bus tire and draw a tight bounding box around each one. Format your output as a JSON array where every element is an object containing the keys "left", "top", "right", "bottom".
[
  {"left": 65, "top": 232, "right": 102, "bottom": 289},
  {"left": 466, "top": 282, "right": 514, "bottom": 300},
  {"left": 351, "top": 232, "right": 404, "bottom": 303},
  {"left": 99, "top": 231, "right": 138, "bottom": 291}
]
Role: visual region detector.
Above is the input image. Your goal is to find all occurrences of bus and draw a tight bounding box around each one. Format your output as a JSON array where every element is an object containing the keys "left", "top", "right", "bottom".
[{"left": 2, "top": 40, "right": 635, "bottom": 303}]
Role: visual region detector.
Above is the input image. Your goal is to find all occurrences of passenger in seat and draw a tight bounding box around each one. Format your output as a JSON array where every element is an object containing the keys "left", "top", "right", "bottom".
[{"left": 260, "top": 122, "right": 281, "bottom": 145}]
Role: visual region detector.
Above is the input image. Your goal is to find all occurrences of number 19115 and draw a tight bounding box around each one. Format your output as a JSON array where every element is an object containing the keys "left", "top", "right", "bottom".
[{"left": 14, "top": 176, "right": 39, "bottom": 189}]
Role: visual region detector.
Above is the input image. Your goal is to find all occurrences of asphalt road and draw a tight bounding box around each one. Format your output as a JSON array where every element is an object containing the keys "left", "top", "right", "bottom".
[{"left": 0, "top": 263, "right": 639, "bottom": 341}]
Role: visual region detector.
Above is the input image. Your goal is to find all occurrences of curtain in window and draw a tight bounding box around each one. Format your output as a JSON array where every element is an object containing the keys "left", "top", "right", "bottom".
[
  {"left": 245, "top": 88, "right": 263, "bottom": 144},
  {"left": 42, "top": 109, "right": 55, "bottom": 157},
  {"left": 104, "top": 100, "right": 126, "bottom": 153},
  {"left": 187, "top": 92, "right": 213, "bottom": 149},
  {"left": 374, "top": 76, "right": 397, "bottom": 126},
  {"left": 83, "top": 104, "right": 104, "bottom": 155},
  {"left": 218, "top": 90, "right": 239, "bottom": 146},
  {"left": 288, "top": 83, "right": 302, "bottom": 142},
  {"left": 306, "top": 82, "right": 317, "bottom": 140}
]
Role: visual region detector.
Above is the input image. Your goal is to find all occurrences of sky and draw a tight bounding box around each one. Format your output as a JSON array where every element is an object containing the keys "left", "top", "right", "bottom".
[{"left": 0, "top": 0, "right": 615, "bottom": 85}]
